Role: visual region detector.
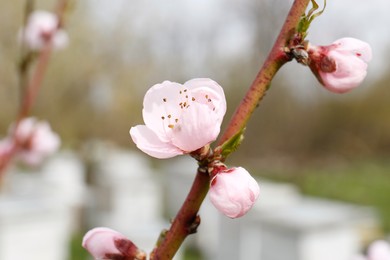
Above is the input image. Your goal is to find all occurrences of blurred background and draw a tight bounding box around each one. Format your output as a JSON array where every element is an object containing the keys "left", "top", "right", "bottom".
[{"left": 0, "top": 0, "right": 389, "bottom": 259}]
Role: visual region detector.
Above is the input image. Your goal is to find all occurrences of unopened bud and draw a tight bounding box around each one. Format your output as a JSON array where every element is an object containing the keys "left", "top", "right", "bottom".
[
  {"left": 19, "top": 10, "right": 69, "bottom": 51},
  {"left": 308, "top": 37, "right": 372, "bottom": 93},
  {"left": 82, "top": 227, "right": 146, "bottom": 260},
  {"left": 209, "top": 167, "right": 260, "bottom": 218}
]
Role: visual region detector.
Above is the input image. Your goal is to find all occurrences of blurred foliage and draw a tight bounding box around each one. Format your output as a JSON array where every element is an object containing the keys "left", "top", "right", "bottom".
[
  {"left": 183, "top": 246, "right": 204, "bottom": 260},
  {"left": 69, "top": 233, "right": 89, "bottom": 260},
  {"left": 229, "top": 73, "right": 390, "bottom": 164},
  {"left": 255, "top": 159, "right": 390, "bottom": 232}
]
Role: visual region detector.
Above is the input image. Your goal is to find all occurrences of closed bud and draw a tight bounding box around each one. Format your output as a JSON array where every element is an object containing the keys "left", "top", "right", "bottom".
[
  {"left": 11, "top": 117, "right": 60, "bottom": 165},
  {"left": 209, "top": 167, "right": 260, "bottom": 218},
  {"left": 19, "top": 10, "right": 69, "bottom": 51},
  {"left": 308, "top": 37, "right": 372, "bottom": 93},
  {"left": 82, "top": 227, "right": 146, "bottom": 260}
]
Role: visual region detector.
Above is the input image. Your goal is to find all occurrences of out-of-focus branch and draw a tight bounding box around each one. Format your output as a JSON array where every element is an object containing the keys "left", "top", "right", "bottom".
[
  {"left": 17, "top": 0, "right": 69, "bottom": 121},
  {"left": 0, "top": 0, "right": 70, "bottom": 182},
  {"left": 18, "top": 0, "right": 35, "bottom": 103}
]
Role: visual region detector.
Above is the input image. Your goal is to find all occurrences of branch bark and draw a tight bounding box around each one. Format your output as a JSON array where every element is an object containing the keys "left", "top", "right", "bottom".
[{"left": 218, "top": 0, "right": 310, "bottom": 146}]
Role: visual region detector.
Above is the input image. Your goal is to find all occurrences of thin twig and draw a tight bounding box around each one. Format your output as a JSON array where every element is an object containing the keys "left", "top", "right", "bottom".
[
  {"left": 217, "top": 0, "right": 311, "bottom": 147},
  {"left": 0, "top": 0, "right": 69, "bottom": 182},
  {"left": 151, "top": 169, "right": 210, "bottom": 259},
  {"left": 17, "top": 0, "right": 69, "bottom": 121}
]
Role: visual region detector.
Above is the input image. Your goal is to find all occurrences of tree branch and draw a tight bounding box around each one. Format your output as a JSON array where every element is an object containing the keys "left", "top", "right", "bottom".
[{"left": 151, "top": 169, "right": 210, "bottom": 259}]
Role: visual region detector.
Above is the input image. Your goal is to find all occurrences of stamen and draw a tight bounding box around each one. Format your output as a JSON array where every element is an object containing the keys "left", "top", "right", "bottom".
[
  {"left": 175, "top": 118, "right": 179, "bottom": 123},
  {"left": 168, "top": 114, "right": 172, "bottom": 118},
  {"left": 163, "top": 98, "right": 167, "bottom": 102},
  {"left": 192, "top": 97, "right": 195, "bottom": 101},
  {"left": 161, "top": 116, "right": 165, "bottom": 120},
  {"left": 168, "top": 124, "right": 174, "bottom": 129}
]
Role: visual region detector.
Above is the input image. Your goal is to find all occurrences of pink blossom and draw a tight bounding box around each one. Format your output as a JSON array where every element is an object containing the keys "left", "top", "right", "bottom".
[
  {"left": 209, "top": 167, "right": 260, "bottom": 218},
  {"left": 308, "top": 37, "right": 372, "bottom": 93},
  {"left": 130, "top": 78, "right": 226, "bottom": 159},
  {"left": 19, "top": 10, "right": 68, "bottom": 51},
  {"left": 352, "top": 240, "right": 390, "bottom": 260},
  {"left": 82, "top": 227, "right": 145, "bottom": 260},
  {"left": 11, "top": 117, "right": 60, "bottom": 165},
  {"left": 367, "top": 240, "right": 390, "bottom": 260},
  {"left": 0, "top": 138, "right": 14, "bottom": 158}
]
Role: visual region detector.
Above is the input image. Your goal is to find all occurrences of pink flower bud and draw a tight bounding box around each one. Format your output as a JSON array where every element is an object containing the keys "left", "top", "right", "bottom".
[
  {"left": 308, "top": 37, "right": 372, "bottom": 93},
  {"left": 82, "top": 227, "right": 146, "bottom": 260},
  {"left": 209, "top": 167, "right": 260, "bottom": 218},
  {"left": 367, "top": 240, "right": 390, "bottom": 260},
  {"left": 11, "top": 117, "right": 60, "bottom": 165},
  {"left": 19, "top": 10, "right": 69, "bottom": 51},
  {"left": 130, "top": 78, "right": 226, "bottom": 159}
]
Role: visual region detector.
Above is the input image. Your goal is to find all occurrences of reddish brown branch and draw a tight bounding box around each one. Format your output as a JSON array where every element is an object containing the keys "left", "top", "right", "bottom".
[
  {"left": 17, "top": 0, "right": 69, "bottom": 120},
  {"left": 217, "top": 0, "right": 311, "bottom": 146},
  {"left": 150, "top": 169, "right": 210, "bottom": 259}
]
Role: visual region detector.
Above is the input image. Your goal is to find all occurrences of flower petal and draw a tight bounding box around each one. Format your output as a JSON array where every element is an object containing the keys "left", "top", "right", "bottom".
[
  {"left": 184, "top": 78, "right": 226, "bottom": 119},
  {"left": 142, "top": 81, "right": 183, "bottom": 142},
  {"left": 367, "top": 240, "right": 390, "bottom": 260},
  {"left": 32, "top": 121, "right": 61, "bottom": 154},
  {"left": 333, "top": 37, "right": 372, "bottom": 62},
  {"left": 309, "top": 38, "right": 372, "bottom": 93},
  {"left": 319, "top": 51, "right": 367, "bottom": 93},
  {"left": 82, "top": 227, "right": 125, "bottom": 259},
  {"left": 20, "top": 10, "right": 68, "bottom": 51},
  {"left": 184, "top": 78, "right": 226, "bottom": 101},
  {"left": 132, "top": 78, "right": 227, "bottom": 157},
  {"left": 130, "top": 125, "right": 183, "bottom": 159},
  {"left": 170, "top": 102, "right": 221, "bottom": 152},
  {"left": 0, "top": 138, "right": 14, "bottom": 158},
  {"left": 209, "top": 167, "right": 260, "bottom": 218}
]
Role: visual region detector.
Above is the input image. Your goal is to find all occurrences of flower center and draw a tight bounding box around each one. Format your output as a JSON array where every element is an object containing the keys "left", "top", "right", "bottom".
[{"left": 159, "top": 87, "right": 217, "bottom": 132}]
